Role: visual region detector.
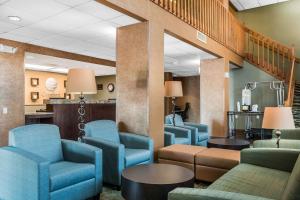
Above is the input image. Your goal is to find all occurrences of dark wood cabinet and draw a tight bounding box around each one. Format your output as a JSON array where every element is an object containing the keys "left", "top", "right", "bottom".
[{"left": 46, "top": 103, "right": 116, "bottom": 140}]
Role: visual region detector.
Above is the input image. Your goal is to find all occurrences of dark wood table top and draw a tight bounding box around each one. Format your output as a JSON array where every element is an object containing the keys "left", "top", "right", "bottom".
[
  {"left": 208, "top": 138, "right": 250, "bottom": 150},
  {"left": 122, "top": 163, "right": 194, "bottom": 185}
]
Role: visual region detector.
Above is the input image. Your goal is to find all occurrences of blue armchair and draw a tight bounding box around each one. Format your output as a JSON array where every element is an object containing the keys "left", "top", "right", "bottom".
[
  {"left": 165, "top": 114, "right": 209, "bottom": 146},
  {"left": 164, "top": 125, "right": 191, "bottom": 146},
  {"left": 0, "top": 124, "right": 102, "bottom": 200},
  {"left": 83, "top": 120, "right": 154, "bottom": 186}
]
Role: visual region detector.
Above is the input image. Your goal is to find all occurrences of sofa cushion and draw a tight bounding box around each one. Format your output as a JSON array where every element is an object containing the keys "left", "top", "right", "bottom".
[
  {"left": 198, "top": 132, "right": 209, "bottom": 142},
  {"left": 195, "top": 148, "right": 240, "bottom": 170},
  {"left": 175, "top": 137, "right": 190, "bottom": 145},
  {"left": 9, "top": 124, "right": 63, "bottom": 163},
  {"left": 84, "top": 120, "right": 120, "bottom": 144},
  {"left": 282, "top": 155, "right": 300, "bottom": 200},
  {"left": 125, "top": 148, "right": 151, "bottom": 167},
  {"left": 158, "top": 144, "right": 206, "bottom": 164},
  {"left": 209, "top": 163, "right": 290, "bottom": 200},
  {"left": 50, "top": 161, "right": 95, "bottom": 191}
]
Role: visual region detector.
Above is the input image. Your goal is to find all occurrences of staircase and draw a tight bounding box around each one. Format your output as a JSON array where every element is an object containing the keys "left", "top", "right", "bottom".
[{"left": 293, "top": 82, "right": 300, "bottom": 127}]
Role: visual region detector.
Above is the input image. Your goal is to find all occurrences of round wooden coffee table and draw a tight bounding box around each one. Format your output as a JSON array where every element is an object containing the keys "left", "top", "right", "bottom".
[
  {"left": 121, "top": 164, "right": 194, "bottom": 200},
  {"left": 208, "top": 138, "right": 250, "bottom": 150}
]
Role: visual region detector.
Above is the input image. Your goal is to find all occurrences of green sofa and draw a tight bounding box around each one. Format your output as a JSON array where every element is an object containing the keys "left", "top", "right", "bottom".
[
  {"left": 254, "top": 129, "right": 300, "bottom": 149},
  {"left": 168, "top": 148, "right": 300, "bottom": 200}
]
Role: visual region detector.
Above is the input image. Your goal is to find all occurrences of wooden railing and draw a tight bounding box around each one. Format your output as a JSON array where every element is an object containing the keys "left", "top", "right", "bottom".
[
  {"left": 150, "top": 0, "right": 245, "bottom": 56},
  {"left": 150, "top": 0, "right": 296, "bottom": 106}
]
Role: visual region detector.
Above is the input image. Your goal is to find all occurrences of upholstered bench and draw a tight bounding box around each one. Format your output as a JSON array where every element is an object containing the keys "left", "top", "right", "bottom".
[
  {"left": 158, "top": 144, "right": 240, "bottom": 182},
  {"left": 195, "top": 148, "right": 240, "bottom": 182},
  {"left": 158, "top": 144, "right": 206, "bottom": 172}
]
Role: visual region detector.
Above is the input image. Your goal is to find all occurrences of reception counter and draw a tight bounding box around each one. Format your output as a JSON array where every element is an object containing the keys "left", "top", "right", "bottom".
[{"left": 46, "top": 102, "right": 116, "bottom": 140}]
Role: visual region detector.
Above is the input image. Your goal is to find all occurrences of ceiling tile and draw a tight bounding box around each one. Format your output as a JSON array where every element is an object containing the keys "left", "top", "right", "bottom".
[
  {"left": 0, "top": 32, "right": 35, "bottom": 43},
  {"left": 74, "top": 1, "right": 122, "bottom": 20},
  {"left": 3, "top": 0, "right": 70, "bottom": 19},
  {"left": 54, "top": 0, "right": 91, "bottom": 7},
  {"left": 8, "top": 26, "right": 52, "bottom": 40},
  {"left": 231, "top": 0, "right": 289, "bottom": 11},
  {"left": 0, "top": 20, "right": 20, "bottom": 33}
]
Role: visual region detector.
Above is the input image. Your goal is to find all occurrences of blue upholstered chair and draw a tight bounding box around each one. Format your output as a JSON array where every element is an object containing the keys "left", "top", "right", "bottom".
[
  {"left": 0, "top": 124, "right": 102, "bottom": 200},
  {"left": 165, "top": 114, "right": 209, "bottom": 146},
  {"left": 83, "top": 120, "right": 154, "bottom": 186},
  {"left": 164, "top": 126, "right": 191, "bottom": 146}
]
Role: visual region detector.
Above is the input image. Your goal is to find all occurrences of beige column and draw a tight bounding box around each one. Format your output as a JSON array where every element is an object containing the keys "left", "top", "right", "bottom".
[
  {"left": 116, "top": 22, "right": 164, "bottom": 152},
  {"left": 0, "top": 48, "right": 25, "bottom": 146},
  {"left": 200, "top": 58, "right": 229, "bottom": 137}
]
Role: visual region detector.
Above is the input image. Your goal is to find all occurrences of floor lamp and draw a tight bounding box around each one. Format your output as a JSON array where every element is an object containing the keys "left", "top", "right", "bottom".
[
  {"left": 262, "top": 107, "right": 295, "bottom": 148},
  {"left": 165, "top": 81, "right": 183, "bottom": 126},
  {"left": 67, "top": 68, "right": 97, "bottom": 140}
]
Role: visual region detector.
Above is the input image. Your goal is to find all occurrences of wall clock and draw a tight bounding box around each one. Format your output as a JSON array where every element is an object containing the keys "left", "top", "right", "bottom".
[{"left": 107, "top": 83, "right": 115, "bottom": 92}]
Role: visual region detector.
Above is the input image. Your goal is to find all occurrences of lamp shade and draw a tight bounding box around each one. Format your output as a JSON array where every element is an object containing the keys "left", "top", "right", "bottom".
[
  {"left": 262, "top": 107, "right": 295, "bottom": 130},
  {"left": 66, "top": 68, "right": 97, "bottom": 94},
  {"left": 165, "top": 81, "right": 183, "bottom": 97}
]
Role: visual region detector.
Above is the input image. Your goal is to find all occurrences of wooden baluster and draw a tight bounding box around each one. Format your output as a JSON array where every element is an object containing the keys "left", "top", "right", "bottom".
[
  {"left": 267, "top": 40, "right": 270, "bottom": 71},
  {"left": 277, "top": 44, "right": 280, "bottom": 75},
  {"left": 262, "top": 39, "right": 265, "bottom": 67},
  {"left": 257, "top": 38, "right": 260, "bottom": 65},
  {"left": 282, "top": 49, "right": 285, "bottom": 79},
  {"left": 272, "top": 43, "right": 275, "bottom": 73}
]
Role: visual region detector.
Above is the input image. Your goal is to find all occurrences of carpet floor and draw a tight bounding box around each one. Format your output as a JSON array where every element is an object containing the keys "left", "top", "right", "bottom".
[{"left": 100, "top": 182, "right": 209, "bottom": 200}]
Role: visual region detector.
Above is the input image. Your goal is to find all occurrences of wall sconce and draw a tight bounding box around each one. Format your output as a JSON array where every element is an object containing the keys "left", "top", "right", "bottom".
[
  {"left": 31, "top": 92, "right": 39, "bottom": 101},
  {"left": 31, "top": 78, "right": 39, "bottom": 87}
]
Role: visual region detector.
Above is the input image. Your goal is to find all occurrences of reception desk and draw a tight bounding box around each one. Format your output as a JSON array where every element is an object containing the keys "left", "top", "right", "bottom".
[{"left": 46, "top": 102, "right": 116, "bottom": 140}]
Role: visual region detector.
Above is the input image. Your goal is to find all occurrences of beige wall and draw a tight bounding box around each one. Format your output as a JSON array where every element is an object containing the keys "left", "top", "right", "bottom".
[
  {"left": 0, "top": 49, "right": 25, "bottom": 146},
  {"left": 88, "top": 75, "right": 116, "bottom": 101},
  {"left": 175, "top": 76, "right": 201, "bottom": 123},
  {"left": 25, "top": 70, "right": 68, "bottom": 106},
  {"left": 200, "top": 58, "right": 229, "bottom": 137}
]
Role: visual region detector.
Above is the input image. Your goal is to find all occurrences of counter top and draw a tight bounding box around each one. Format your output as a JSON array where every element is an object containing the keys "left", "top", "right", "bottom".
[{"left": 44, "top": 99, "right": 116, "bottom": 104}]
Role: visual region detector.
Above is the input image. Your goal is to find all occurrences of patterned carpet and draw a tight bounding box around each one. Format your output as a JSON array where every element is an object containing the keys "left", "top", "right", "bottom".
[{"left": 100, "top": 182, "right": 209, "bottom": 200}]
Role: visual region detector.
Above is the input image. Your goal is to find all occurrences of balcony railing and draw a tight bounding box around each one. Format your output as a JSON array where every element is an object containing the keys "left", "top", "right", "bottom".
[{"left": 150, "top": 0, "right": 245, "bottom": 56}]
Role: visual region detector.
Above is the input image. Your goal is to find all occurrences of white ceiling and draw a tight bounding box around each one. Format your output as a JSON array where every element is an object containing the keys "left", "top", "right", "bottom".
[
  {"left": 231, "top": 0, "right": 289, "bottom": 11},
  {"left": 164, "top": 34, "right": 216, "bottom": 77},
  {"left": 0, "top": 0, "right": 139, "bottom": 60},
  {"left": 24, "top": 52, "right": 116, "bottom": 76}
]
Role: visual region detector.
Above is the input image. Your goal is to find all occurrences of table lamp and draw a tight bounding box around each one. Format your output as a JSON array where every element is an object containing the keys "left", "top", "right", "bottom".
[
  {"left": 262, "top": 107, "right": 295, "bottom": 148},
  {"left": 67, "top": 68, "right": 97, "bottom": 140},
  {"left": 165, "top": 81, "right": 183, "bottom": 126}
]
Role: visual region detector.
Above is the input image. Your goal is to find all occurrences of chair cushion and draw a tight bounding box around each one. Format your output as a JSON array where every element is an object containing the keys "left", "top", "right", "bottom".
[
  {"left": 165, "top": 114, "right": 185, "bottom": 126},
  {"left": 50, "top": 161, "right": 95, "bottom": 191},
  {"left": 84, "top": 120, "right": 120, "bottom": 144},
  {"left": 9, "top": 124, "right": 63, "bottom": 163},
  {"left": 175, "top": 137, "right": 190, "bottom": 145},
  {"left": 125, "top": 148, "right": 151, "bottom": 167},
  {"left": 198, "top": 132, "right": 209, "bottom": 142},
  {"left": 209, "top": 163, "right": 290, "bottom": 200}
]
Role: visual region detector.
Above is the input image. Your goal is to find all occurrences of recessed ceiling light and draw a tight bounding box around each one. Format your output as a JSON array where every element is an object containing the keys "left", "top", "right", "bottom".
[{"left": 8, "top": 16, "right": 21, "bottom": 22}]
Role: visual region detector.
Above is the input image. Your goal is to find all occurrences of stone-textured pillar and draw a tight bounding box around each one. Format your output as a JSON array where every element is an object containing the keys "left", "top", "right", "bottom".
[
  {"left": 200, "top": 58, "right": 229, "bottom": 137},
  {"left": 116, "top": 22, "right": 164, "bottom": 152},
  {"left": 164, "top": 72, "right": 173, "bottom": 116},
  {"left": 0, "top": 48, "right": 25, "bottom": 146}
]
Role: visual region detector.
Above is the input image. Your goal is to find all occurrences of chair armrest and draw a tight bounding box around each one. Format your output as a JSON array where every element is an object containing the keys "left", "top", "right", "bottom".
[
  {"left": 241, "top": 148, "right": 300, "bottom": 172},
  {"left": 83, "top": 137, "right": 125, "bottom": 185},
  {"left": 0, "top": 147, "right": 50, "bottom": 200},
  {"left": 184, "top": 122, "right": 208, "bottom": 133},
  {"left": 164, "top": 126, "right": 191, "bottom": 139},
  {"left": 254, "top": 139, "right": 300, "bottom": 149},
  {"left": 164, "top": 131, "right": 175, "bottom": 146},
  {"left": 168, "top": 188, "right": 273, "bottom": 200},
  {"left": 173, "top": 125, "right": 198, "bottom": 145},
  {"left": 61, "top": 139, "right": 103, "bottom": 193}
]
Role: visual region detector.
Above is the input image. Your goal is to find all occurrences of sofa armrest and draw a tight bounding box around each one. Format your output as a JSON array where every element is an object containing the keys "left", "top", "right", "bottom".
[
  {"left": 164, "top": 131, "right": 175, "bottom": 146},
  {"left": 272, "top": 129, "right": 300, "bottom": 140},
  {"left": 168, "top": 188, "right": 273, "bottom": 200},
  {"left": 61, "top": 139, "right": 103, "bottom": 193},
  {"left": 83, "top": 137, "right": 125, "bottom": 185},
  {"left": 164, "top": 126, "right": 191, "bottom": 139},
  {"left": 0, "top": 147, "right": 50, "bottom": 200},
  {"left": 184, "top": 122, "right": 208, "bottom": 133},
  {"left": 254, "top": 139, "right": 300, "bottom": 149},
  {"left": 241, "top": 148, "right": 300, "bottom": 172}
]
